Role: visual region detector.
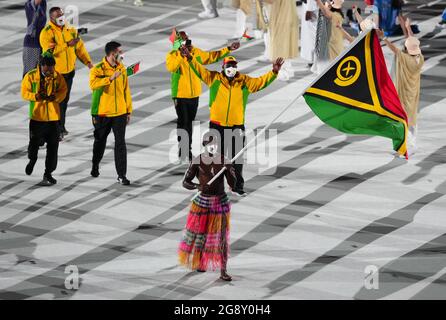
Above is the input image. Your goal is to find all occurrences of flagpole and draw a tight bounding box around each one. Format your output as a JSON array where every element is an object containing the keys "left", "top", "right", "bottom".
[{"left": 191, "top": 29, "right": 373, "bottom": 200}]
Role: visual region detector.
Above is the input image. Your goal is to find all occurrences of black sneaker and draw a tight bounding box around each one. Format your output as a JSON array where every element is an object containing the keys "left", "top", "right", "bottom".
[
  {"left": 63, "top": 129, "right": 69, "bottom": 135},
  {"left": 39, "top": 173, "right": 57, "bottom": 186},
  {"left": 25, "top": 159, "right": 37, "bottom": 176},
  {"left": 231, "top": 189, "right": 248, "bottom": 197},
  {"left": 117, "top": 176, "right": 130, "bottom": 185},
  {"left": 91, "top": 164, "right": 99, "bottom": 178}
]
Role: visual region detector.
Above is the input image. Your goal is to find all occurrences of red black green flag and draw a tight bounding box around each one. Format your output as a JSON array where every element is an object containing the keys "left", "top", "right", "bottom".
[
  {"left": 303, "top": 29, "right": 408, "bottom": 158},
  {"left": 126, "top": 61, "right": 140, "bottom": 77},
  {"left": 169, "top": 28, "right": 182, "bottom": 50}
]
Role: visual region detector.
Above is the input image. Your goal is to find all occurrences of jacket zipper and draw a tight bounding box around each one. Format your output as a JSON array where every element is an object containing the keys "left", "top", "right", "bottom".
[
  {"left": 225, "top": 86, "right": 232, "bottom": 125},
  {"left": 114, "top": 78, "right": 117, "bottom": 114},
  {"left": 189, "top": 66, "right": 193, "bottom": 97},
  {"left": 114, "top": 67, "right": 118, "bottom": 114},
  {"left": 46, "top": 78, "right": 49, "bottom": 121},
  {"left": 61, "top": 32, "right": 69, "bottom": 71}
]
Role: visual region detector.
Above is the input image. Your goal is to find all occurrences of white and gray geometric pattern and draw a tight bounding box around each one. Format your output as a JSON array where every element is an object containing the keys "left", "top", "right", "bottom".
[{"left": 0, "top": 0, "right": 445, "bottom": 299}]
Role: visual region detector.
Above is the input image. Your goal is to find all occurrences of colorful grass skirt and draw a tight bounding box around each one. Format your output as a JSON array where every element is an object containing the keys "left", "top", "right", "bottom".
[{"left": 178, "top": 193, "right": 231, "bottom": 271}]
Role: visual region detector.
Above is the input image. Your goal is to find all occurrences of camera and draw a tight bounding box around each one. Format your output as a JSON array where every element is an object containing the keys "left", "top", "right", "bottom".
[{"left": 77, "top": 27, "right": 88, "bottom": 35}]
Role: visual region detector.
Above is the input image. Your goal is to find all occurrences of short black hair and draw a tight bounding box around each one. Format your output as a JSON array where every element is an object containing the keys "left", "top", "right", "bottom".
[
  {"left": 105, "top": 41, "right": 121, "bottom": 56},
  {"left": 40, "top": 55, "right": 56, "bottom": 67},
  {"left": 49, "top": 7, "right": 61, "bottom": 15}
]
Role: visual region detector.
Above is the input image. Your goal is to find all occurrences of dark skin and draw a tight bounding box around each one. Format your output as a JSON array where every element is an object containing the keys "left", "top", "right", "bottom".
[
  {"left": 178, "top": 31, "right": 240, "bottom": 52},
  {"left": 179, "top": 45, "right": 284, "bottom": 77},
  {"left": 180, "top": 43, "right": 282, "bottom": 282},
  {"left": 36, "top": 64, "right": 56, "bottom": 101}
]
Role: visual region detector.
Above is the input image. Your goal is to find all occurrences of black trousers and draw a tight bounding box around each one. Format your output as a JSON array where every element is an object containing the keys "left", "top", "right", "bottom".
[
  {"left": 174, "top": 97, "right": 198, "bottom": 160},
  {"left": 209, "top": 121, "right": 245, "bottom": 191},
  {"left": 60, "top": 70, "right": 75, "bottom": 130},
  {"left": 28, "top": 120, "right": 60, "bottom": 174},
  {"left": 92, "top": 114, "right": 127, "bottom": 177}
]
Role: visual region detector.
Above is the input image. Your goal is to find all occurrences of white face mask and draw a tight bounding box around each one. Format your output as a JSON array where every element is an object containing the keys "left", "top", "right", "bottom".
[
  {"left": 56, "top": 15, "right": 66, "bottom": 27},
  {"left": 224, "top": 66, "right": 237, "bottom": 78},
  {"left": 206, "top": 143, "right": 218, "bottom": 155},
  {"left": 114, "top": 53, "right": 124, "bottom": 64}
]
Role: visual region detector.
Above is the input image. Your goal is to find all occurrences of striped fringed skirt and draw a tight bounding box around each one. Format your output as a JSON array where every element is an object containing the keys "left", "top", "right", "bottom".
[{"left": 178, "top": 193, "right": 231, "bottom": 271}]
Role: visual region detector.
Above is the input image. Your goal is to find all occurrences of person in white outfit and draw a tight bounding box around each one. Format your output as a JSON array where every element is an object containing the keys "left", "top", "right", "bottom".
[
  {"left": 199, "top": 0, "right": 219, "bottom": 19},
  {"left": 232, "top": 0, "right": 253, "bottom": 39},
  {"left": 256, "top": 0, "right": 272, "bottom": 62},
  {"left": 300, "top": 0, "right": 318, "bottom": 67}
]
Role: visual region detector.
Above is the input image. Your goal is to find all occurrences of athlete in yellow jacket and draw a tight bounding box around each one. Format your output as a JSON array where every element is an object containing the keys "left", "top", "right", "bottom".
[
  {"left": 21, "top": 64, "right": 68, "bottom": 122},
  {"left": 181, "top": 46, "right": 284, "bottom": 196},
  {"left": 90, "top": 57, "right": 132, "bottom": 117},
  {"left": 89, "top": 41, "right": 132, "bottom": 185},
  {"left": 21, "top": 54, "right": 68, "bottom": 186},
  {"left": 40, "top": 6, "right": 93, "bottom": 136},
  {"left": 165, "top": 30, "right": 240, "bottom": 162}
]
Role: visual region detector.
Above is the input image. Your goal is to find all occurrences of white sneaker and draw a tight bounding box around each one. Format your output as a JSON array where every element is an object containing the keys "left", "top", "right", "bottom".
[
  {"left": 134, "top": 0, "right": 143, "bottom": 6},
  {"left": 198, "top": 11, "right": 217, "bottom": 19}
]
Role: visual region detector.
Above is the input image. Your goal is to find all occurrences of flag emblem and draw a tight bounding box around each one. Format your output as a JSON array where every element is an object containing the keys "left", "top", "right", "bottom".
[{"left": 335, "top": 56, "right": 361, "bottom": 87}]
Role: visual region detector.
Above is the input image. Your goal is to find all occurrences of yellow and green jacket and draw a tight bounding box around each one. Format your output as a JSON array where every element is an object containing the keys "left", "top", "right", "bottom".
[
  {"left": 39, "top": 21, "right": 92, "bottom": 75},
  {"left": 165, "top": 46, "right": 230, "bottom": 99},
  {"left": 188, "top": 58, "right": 277, "bottom": 126},
  {"left": 21, "top": 66, "right": 68, "bottom": 122},
  {"left": 89, "top": 57, "right": 132, "bottom": 117}
]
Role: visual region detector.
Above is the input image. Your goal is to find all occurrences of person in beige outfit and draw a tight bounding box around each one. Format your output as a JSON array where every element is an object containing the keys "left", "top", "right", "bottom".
[
  {"left": 268, "top": 0, "right": 299, "bottom": 80},
  {"left": 377, "top": 26, "right": 424, "bottom": 155}
]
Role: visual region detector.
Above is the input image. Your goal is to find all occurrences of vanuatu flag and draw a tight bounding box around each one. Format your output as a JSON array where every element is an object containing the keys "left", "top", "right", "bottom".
[
  {"left": 303, "top": 29, "right": 408, "bottom": 158},
  {"left": 126, "top": 61, "right": 140, "bottom": 77}
]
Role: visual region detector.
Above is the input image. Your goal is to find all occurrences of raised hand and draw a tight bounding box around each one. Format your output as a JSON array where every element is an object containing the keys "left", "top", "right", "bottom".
[
  {"left": 179, "top": 44, "right": 192, "bottom": 60},
  {"left": 405, "top": 17, "right": 411, "bottom": 30},
  {"left": 35, "top": 92, "right": 46, "bottom": 101},
  {"left": 376, "top": 28, "right": 385, "bottom": 39},
  {"left": 110, "top": 71, "right": 122, "bottom": 81},
  {"left": 228, "top": 41, "right": 240, "bottom": 51},
  {"left": 272, "top": 57, "right": 284, "bottom": 74}
]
